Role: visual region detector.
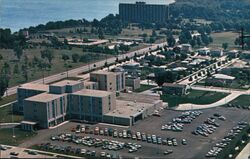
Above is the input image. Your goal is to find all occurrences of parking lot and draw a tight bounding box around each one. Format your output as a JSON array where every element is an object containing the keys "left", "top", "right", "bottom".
[
  {"left": 20, "top": 107, "right": 250, "bottom": 159},
  {"left": 0, "top": 145, "right": 55, "bottom": 158}
]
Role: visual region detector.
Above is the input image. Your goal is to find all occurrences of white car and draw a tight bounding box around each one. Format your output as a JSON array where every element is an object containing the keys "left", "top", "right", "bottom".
[
  {"left": 80, "top": 149, "right": 86, "bottom": 155},
  {"left": 100, "top": 152, "right": 106, "bottom": 157}
]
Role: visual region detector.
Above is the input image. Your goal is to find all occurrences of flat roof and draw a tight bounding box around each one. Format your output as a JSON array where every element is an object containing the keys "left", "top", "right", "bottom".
[
  {"left": 91, "top": 70, "right": 114, "bottom": 75},
  {"left": 117, "top": 93, "right": 160, "bottom": 104},
  {"left": 83, "top": 81, "right": 97, "bottom": 85},
  {"left": 25, "top": 93, "right": 65, "bottom": 103},
  {"left": 21, "top": 121, "right": 37, "bottom": 125},
  {"left": 212, "top": 74, "right": 235, "bottom": 80},
  {"left": 163, "top": 83, "right": 187, "bottom": 88},
  {"left": 50, "top": 80, "right": 82, "bottom": 87},
  {"left": 72, "top": 89, "right": 113, "bottom": 97},
  {"left": 242, "top": 51, "right": 250, "bottom": 54},
  {"left": 105, "top": 100, "right": 153, "bottom": 118},
  {"left": 19, "top": 83, "right": 49, "bottom": 92},
  {"left": 123, "top": 63, "right": 140, "bottom": 67}
]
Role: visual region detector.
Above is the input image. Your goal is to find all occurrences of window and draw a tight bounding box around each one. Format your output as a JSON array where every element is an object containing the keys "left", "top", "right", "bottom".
[
  {"left": 52, "top": 101, "right": 55, "bottom": 118},
  {"left": 60, "top": 97, "right": 63, "bottom": 114}
]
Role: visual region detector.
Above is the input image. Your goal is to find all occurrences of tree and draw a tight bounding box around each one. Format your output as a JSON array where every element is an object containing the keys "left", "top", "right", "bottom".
[
  {"left": 0, "top": 75, "right": 9, "bottom": 99},
  {"left": 197, "top": 37, "right": 202, "bottom": 46},
  {"left": 201, "top": 34, "right": 210, "bottom": 46},
  {"left": 21, "top": 64, "right": 28, "bottom": 81},
  {"left": 13, "top": 64, "right": 19, "bottom": 74},
  {"left": 72, "top": 53, "right": 80, "bottom": 63},
  {"left": 167, "top": 35, "right": 176, "bottom": 47},
  {"left": 190, "top": 39, "right": 196, "bottom": 48},
  {"left": 62, "top": 54, "right": 70, "bottom": 62},
  {"left": 0, "top": 54, "right": 3, "bottom": 60},
  {"left": 14, "top": 46, "right": 23, "bottom": 60},
  {"left": 64, "top": 38, "right": 68, "bottom": 45},
  {"left": 125, "top": 56, "right": 129, "bottom": 61},
  {"left": 222, "top": 43, "right": 228, "bottom": 50},
  {"left": 98, "top": 28, "right": 105, "bottom": 39},
  {"left": 189, "top": 76, "right": 193, "bottom": 81},
  {"left": 2, "top": 62, "right": 11, "bottom": 75},
  {"left": 152, "top": 30, "right": 157, "bottom": 37},
  {"left": 41, "top": 49, "right": 54, "bottom": 64},
  {"left": 155, "top": 72, "right": 166, "bottom": 86}
]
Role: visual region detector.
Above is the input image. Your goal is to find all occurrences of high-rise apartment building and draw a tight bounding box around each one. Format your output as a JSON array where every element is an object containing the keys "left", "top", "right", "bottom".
[{"left": 119, "top": 2, "right": 169, "bottom": 24}]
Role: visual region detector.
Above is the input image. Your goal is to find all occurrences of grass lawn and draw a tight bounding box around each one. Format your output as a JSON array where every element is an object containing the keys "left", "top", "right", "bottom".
[
  {"left": 224, "top": 95, "right": 250, "bottom": 108},
  {"left": 210, "top": 31, "right": 238, "bottom": 49},
  {"left": 161, "top": 90, "right": 229, "bottom": 107},
  {"left": 0, "top": 94, "right": 16, "bottom": 106},
  {"left": 0, "top": 47, "right": 109, "bottom": 87},
  {"left": 196, "top": 80, "right": 250, "bottom": 90},
  {"left": 0, "top": 128, "right": 36, "bottom": 146},
  {"left": 0, "top": 106, "right": 23, "bottom": 123},
  {"left": 134, "top": 84, "right": 156, "bottom": 93}
]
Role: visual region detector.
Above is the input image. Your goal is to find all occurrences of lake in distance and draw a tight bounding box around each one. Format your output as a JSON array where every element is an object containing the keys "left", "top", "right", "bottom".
[{"left": 0, "top": 0, "right": 175, "bottom": 32}]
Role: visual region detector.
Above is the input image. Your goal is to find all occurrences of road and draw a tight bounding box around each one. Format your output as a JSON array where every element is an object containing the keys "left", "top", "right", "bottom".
[
  {"left": 4, "top": 42, "right": 167, "bottom": 97},
  {"left": 177, "top": 56, "right": 237, "bottom": 85}
]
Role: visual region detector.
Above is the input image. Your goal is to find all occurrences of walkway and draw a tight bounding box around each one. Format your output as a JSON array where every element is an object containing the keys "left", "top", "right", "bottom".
[
  {"left": 236, "top": 143, "right": 250, "bottom": 159},
  {"left": 175, "top": 86, "right": 250, "bottom": 111},
  {"left": 0, "top": 100, "right": 17, "bottom": 108}
]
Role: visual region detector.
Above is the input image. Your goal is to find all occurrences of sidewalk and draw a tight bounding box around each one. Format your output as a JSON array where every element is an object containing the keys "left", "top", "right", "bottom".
[
  {"left": 175, "top": 92, "right": 241, "bottom": 110},
  {"left": 236, "top": 143, "right": 250, "bottom": 159}
]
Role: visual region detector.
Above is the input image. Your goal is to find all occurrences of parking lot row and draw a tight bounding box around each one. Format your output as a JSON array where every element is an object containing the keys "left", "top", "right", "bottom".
[
  {"left": 69, "top": 125, "right": 188, "bottom": 147},
  {"left": 192, "top": 113, "right": 226, "bottom": 137},
  {"left": 205, "top": 121, "right": 249, "bottom": 158},
  {"left": 161, "top": 111, "right": 203, "bottom": 132}
]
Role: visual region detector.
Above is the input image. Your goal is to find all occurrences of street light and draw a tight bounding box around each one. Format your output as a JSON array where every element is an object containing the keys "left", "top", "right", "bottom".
[{"left": 11, "top": 103, "right": 15, "bottom": 139}]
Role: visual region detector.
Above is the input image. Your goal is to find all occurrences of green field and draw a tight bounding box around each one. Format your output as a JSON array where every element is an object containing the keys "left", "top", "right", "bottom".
[
  {"left": 0, "top": 106, "right": 23, "bottom": 123},
  {"left": 0, "top": 47, "right": 108, "bottom": 87},
  {"left": 225, "top": 95, "right": 250, "bottom": 108},
  {"left": 0, "top": 94, "right": 16, "bottom": 106},
  {"left": 161, "top": 90, "right": 229, "bottom": 107},
  {"left": 0, "top": 128, "right": 36, "bottom": 146},
  {"left": 210, "top": 31, "right": 239, "bottom": 49},
  {"left": 134, "top": 84, "right": 156, "bottom": 93}
]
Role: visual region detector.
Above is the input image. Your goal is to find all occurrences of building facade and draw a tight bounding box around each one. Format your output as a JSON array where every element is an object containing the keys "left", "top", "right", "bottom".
[
  {"left": 22, "top": 80, "right": 116, "bottom": 129},
  {"left": 68, "top": 89, "right": 116, "bottom": 122},
  {"left": 162, "top": 83, "right": 190, "bottom": 96},
  {"left": 24, "top": 93, "right": 68, "bottom": 128},
  {"left": 15, "top": 84, "right": 49, "bottom": 113},
  {"left": 119, "top": 2, "right": 169, "bottom": 24},
  {"left": 90, "top": 70, "right": 125, "bottom": 92}
]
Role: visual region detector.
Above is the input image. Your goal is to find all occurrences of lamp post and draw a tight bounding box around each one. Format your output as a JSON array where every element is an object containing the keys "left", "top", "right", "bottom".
[{"left": 12, "top": 103, "right": 15, "bottom": 139}]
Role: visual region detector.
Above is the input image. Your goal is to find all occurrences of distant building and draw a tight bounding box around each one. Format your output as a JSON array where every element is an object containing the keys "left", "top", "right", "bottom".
[
  {"left": 122, "top": 63, "right": 141, "bottom": 75},
  {"left": 119, "top": 2, "right": 169, "bottom": 24},
  {"left": 162, "top": 83, "right": 190, "bottom": 96},
  {"left": 205, "top": 74, "right": 235, "bottom": 86},
  {"left": 210, "top": 49, "right": 224, "bottom": 57},
  {"left": 172, "top": 67, "right": 188, "bottom": 72},
  {"left": 198, "top": 47, "right": 210, "bottom": 56},
  {"left": 240, "top": 51, "right": 250, "bottom": 60},
  {"left": 226, "top": 50, "right": 239, "bottom": 58},
  {"left": 125, "top": 76, "right": 141, "bottom": 90},
  {"left": 181, "top": 44, "right": 192, "bottom": 53}
]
